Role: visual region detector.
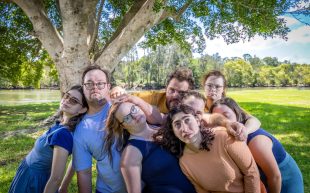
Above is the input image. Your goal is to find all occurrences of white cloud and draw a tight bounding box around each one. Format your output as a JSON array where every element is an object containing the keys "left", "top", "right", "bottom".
[{"left": 201, "top": 20, "right": 310, "bottom": 63}]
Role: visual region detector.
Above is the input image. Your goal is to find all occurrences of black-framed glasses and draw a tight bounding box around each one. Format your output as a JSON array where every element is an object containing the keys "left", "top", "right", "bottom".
[
  {"left": 205, "top": 84, "right": 223, "bottom": 91},
  {"left": 83, "top": 82, "right": 107, "bottom": 90},
  {"left": 63, "top": 93, "right": 82, "bottom": 105},
  {"left": 120, "top": 105, "right": 139, "bottom": 125}
]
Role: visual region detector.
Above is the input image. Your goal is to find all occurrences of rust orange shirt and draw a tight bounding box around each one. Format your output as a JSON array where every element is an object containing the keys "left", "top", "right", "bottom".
[
  {"left": 132, "top": 90, "right": 169, "bottom": 113},
  {"left": 180, "top": 127, "right": 260, "bottom": 193}
]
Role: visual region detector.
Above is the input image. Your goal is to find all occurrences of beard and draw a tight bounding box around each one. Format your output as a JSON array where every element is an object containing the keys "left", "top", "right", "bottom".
[
  {"left": 167, "top": 98, "right": 181, "bottom": 109},
  {"left": 87, "top": 92, "right": 107, "bottom": 105}
]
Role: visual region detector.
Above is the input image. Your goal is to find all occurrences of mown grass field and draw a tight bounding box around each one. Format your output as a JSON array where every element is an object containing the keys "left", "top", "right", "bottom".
[{"left": 0, "top": 88, "right": 309, "bottom": 192}]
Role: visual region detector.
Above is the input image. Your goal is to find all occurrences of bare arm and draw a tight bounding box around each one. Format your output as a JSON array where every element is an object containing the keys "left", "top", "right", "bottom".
[
  {"left": 245, "top": 114, "right": 261, "bottom": 134},
  {"left": 77, "top": 168, "right": 92, "bottom": 193},
  {"left": 115, "top": 94, "right": 165, "bottom": 125},
  {"left": 202, "top": 113, "right": 247, "bottom": 141},
  {"left": 58, "top": 160, "right": 75, "bottom": 193},
  {"left": 121, "top": 145, "right": 143, "bottom": 193},
  {"left": 248, "top": 135, "right": 281, "bottom": 193},
  {"left": 43, "top": 146, "right": 69, "bottom": 193}
]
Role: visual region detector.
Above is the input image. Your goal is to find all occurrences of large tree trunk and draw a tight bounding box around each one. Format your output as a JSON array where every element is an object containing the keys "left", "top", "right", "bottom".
[{"left": 12, "top": 0, "right": 173, "bottom": 92}]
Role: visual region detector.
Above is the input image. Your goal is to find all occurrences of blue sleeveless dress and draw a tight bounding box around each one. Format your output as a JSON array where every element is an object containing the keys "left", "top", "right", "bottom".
[
  {"left": 9, "top": 122, "right": 73, "bottom": 193},
  {"left": 128, "top": 139, "right": 196, "bottom": 193},
  {"left": 247, "top": 128, "right": 303, "bottom": 193}
]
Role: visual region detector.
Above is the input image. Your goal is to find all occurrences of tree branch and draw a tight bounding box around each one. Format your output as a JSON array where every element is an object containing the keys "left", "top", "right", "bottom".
[
  {"left": 12, "top": 0, "right": 63, "bottom": 61},
  {"left": 94, "top": 0, "right": 148, "bottom": 60},
  {"left": 171, "top": 0, "right": 192, "bottom": 21},
  {"left": 88, "top": 0, "right": 105, "bottom": 54},
  {"left": 95, "top": 0, "right": 167, "bottom": 71},
  {"left": 157, "top": 0, "right": 192, "bottom": 24}
]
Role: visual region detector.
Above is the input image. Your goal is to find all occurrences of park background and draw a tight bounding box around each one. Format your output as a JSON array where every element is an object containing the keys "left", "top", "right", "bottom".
[{"left": 1, "top": 0, "right": 309, "bottom": 192}]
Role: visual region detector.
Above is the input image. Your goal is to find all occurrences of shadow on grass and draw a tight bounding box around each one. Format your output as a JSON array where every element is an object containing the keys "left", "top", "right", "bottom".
[
  {"left": 240, "top": 102, "right": 310, "bottom": 191},
  {"left": 0, "top": 102, "right": 309, "bottom": 192},
  {"left": 0, "top": 103, "right": 59, "bottom": 133}
]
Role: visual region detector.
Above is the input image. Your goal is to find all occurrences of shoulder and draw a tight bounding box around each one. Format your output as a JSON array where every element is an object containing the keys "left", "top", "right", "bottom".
[
  {"left": 211, "top": 126, "right": 229, "bottom": 137},
  {"left": 52, "top": 126, "right": 72, "bottom": 139},
  {"left": 121, "top": 145, "right": 143, "bottom": 167},
  {"left": 210, "top": 126, "right": 235, "bottom": 145},
  {"left": 248, "top": 134, "right": 273, "bottom": 149}
]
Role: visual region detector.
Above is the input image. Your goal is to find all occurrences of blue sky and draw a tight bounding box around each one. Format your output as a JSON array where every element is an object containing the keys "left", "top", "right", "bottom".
[{"left": 200, "top": 16, "right": 310, "bottom": 64}]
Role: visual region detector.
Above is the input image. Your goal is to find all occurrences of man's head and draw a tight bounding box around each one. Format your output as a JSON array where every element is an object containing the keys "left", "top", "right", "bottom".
[
  {"left": 181, "top": 91, "right": 206, "bottom": 120},
  {"left": 166, "top": 67, "right": 195, "bottom": 109},
  {"left": 82, "top": 65, "right": 111, "bottom": 105}
]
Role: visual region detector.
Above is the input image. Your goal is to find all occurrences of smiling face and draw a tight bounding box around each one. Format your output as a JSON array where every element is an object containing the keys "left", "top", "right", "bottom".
[
  {"left": 60, "top": 89, "right": 85, "bottom": 116},
  {"left": 212, "top": 104, "right": 237, "bottom": 122},
  {"left": 114, "top": 102, "right": 147, "bottom": 134},
  {"left": 166, "top": 78, "right": 190, "bottom": 109},
  {"left": 204, "top": 75, "right": 225, "bottom": 102},
  {"left": 171, "top": 112, "right": 200, "bottom": 144},
  {"left": 83, "top": 69, "right": 111, "bottom": 104}
]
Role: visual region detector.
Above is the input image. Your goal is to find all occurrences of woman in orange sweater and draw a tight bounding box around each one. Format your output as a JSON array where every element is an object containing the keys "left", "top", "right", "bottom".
[{"left": 157, "top": 104, "right": 261, "bottom": 193}]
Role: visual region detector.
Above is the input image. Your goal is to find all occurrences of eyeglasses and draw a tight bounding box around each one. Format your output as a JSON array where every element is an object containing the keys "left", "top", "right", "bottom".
[
  {"left": 205, "top": 84, "right": 223, "bottom": 90},
  {"left": 83, "top": 82, "right": 107, "bottom": 90},
  {"left": 120, "top": 105, "right": 139, "bottom": 125},
  {"left": 63, "top": 93, "right": 82, "bottom": 105}
]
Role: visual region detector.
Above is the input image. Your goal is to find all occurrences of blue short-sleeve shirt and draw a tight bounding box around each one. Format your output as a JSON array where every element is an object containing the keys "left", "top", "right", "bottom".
[{"left": 72, "top": 102, "right": 126, "bottom": 193}]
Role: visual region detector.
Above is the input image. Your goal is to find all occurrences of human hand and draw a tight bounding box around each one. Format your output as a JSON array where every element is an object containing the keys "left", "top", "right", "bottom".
[
  {"left": 110, "top": 86, "right": 126, "bottom": 99},
  {"left": 226, "top": 122, "right": 248, "bottom": 141},
  {"left": 200, "top": 113, "right": 211, "bottom": 127},
  {"left": 112, "top": 93, "right": 140, "bottom": 105}
]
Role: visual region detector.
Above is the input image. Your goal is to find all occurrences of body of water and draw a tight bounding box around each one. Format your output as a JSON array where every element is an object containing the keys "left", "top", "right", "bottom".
[
  {"left": 0, "top": 87, "right": 309, "bottom": 105},
  {"left": 0, "top": 89, "right": 61, "bottom": 105}
]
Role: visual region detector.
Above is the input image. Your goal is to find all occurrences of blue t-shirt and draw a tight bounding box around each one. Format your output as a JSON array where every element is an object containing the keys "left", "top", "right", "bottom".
[
  {"left": 26, "top": 122, "right": 73, "bottom": 171},
  {"left": 128, "top": 139, "right": 196, "bottom": 193},
  {"left": 72, "top": 102, "right": 126, "bottom": 193}
]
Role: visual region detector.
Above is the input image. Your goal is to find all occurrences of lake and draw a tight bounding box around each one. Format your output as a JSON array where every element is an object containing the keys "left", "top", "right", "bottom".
[
  {"left": 0, "top": 89, "right": 61, "bottom": 105},
  {"left": 0, "top": 87, "right": 309, "bottom": 105}
]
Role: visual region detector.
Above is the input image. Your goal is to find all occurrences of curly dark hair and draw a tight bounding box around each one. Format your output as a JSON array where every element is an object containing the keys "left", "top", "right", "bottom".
[
  {"left": 201, "top": 70, "right": 227, "bottom": 97},
  {"left": 166, "top": 67, "right": 195, "bottom": 89},
  {"left": 154, "top": 104, "right": 214, "bottom": 158},
  {"left": 59, "top": 85, "right": 88, "bottom": 131},
  {"left": 103, "top": 102, "right": 130, "bottom": 163},
  {"left": 210, "top": 97, "right": 250, "bottom": 125}
]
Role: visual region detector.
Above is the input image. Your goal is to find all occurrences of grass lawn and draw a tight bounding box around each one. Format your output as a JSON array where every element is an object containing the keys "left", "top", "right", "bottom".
[{"left": 0, "top": 88, "right": 309, "bottom": 192}]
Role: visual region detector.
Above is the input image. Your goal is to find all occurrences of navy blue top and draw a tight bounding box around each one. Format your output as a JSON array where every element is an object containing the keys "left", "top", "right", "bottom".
[
  {"left": 47, "top": 122, "right": 73, "bottom": 153},
  {"left": 25, "top": 122, "right": 73, "bottom": 171},
  {"left": 128, "top": 139, "right": 196, "bottom": 193},
  {"left": 247, "top": 128, "right": 286, "bottom": 164}
]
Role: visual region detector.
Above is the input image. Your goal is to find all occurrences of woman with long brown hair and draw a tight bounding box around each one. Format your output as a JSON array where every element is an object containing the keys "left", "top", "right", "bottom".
[
  {"left": 9, "top": 85, "right": 88, "bottom": 193},
  {"left": 157, "top": 104, "right": 261, "bottom": 193},
  {"left": 104, "top": 101, "right": 196, "bottom": 193}
]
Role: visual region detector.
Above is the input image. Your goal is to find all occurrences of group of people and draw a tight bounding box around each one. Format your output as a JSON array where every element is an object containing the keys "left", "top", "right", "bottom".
[{"left": 9, "top": 65, "right": 304, "bottom": 193}]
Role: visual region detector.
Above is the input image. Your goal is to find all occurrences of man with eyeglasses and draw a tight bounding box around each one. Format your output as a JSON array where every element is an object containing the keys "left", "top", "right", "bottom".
[
  {"left": 111, "top": 67, "right": 194, "bottom": 114},
  {"left": 62, "top": 65, "right": 126, "bottom": 193},
  {"left": 111, "top": 68, "right": 248, "bottom": 140}
]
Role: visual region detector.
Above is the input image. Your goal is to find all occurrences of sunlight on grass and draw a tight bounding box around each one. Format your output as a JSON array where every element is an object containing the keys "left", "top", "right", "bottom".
[{"left": 0, "top": 89, "right": 309, "bottom": 192}]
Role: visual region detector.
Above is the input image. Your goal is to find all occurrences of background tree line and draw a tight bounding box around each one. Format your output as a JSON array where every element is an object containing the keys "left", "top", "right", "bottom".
[
  {"left": 112, "top": 44, "right": 310, "bottom": 89},
  {"left": 1, "top": 0, "right": 309, "bottom": 91},
  {"left": 0, "top": 43, "right": 309, "bottom": 89}
]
